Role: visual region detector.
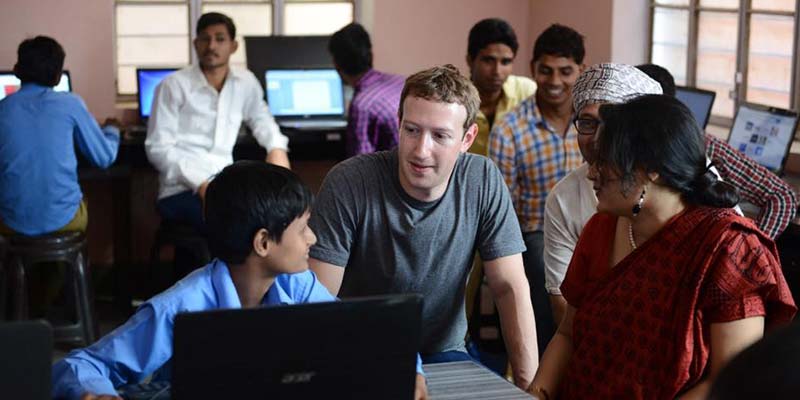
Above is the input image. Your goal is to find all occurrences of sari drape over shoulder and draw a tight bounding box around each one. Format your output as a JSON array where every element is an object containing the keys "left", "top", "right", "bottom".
[{"left": 559, "top": 206, "right": 796, "bottom": 400}]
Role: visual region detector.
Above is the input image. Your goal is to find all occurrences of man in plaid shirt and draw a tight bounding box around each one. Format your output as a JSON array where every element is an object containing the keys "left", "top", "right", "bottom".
[{"left": 488, "top": 24, "right": 586, "bottom": 356}]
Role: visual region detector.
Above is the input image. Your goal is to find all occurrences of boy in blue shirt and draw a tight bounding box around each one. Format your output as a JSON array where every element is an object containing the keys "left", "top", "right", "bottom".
[
  {"left": 52, "top": 161, "right": 426, "bottom": 399},
  {"left": 0, "top": 36, "right": 119, "bottom": 236}
]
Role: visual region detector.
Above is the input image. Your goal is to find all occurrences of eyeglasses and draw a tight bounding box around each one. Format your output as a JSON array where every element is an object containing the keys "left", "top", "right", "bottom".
[{"left": 573, "top": 118, "right": 601, "bottom": 136}]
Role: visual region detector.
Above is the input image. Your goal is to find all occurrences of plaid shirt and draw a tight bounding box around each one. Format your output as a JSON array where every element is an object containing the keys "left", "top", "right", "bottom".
[
  {"left": 705, "top": 134, "right": 798, "bottom": 238},
  {"left": 346, "top": 69, "right": 405, "bottom": 157},
  {"left": 489, "top": 96, "right": 583, "bottom": 232}
]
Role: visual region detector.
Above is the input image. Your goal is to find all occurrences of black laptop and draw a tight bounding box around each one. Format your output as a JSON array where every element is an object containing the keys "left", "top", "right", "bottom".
[
  {"left": 0, "top": 320, "right": 52, "bottom": 400},
  {"left": 172, "top": 294, "right": 422, "bottom": 400},
  {"left": 675, "top": 86, "right": 716, "bottom": 129}
]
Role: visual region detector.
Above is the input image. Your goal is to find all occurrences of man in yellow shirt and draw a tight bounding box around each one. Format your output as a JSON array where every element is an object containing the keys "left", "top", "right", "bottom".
[
  {"left": 464, "top": 18, "right": 536, "bottom": 374},
  {"left": 466, "top": 18, "right": 536, "bottom": 156}
]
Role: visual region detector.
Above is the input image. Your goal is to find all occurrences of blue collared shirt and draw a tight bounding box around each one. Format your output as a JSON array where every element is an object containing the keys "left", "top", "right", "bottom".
[
  {"left": 52, "top": 260, "right": 422, "bottom": 399},
  {"left": 0, "top": 83, "right": 119, "bottom": 235}
]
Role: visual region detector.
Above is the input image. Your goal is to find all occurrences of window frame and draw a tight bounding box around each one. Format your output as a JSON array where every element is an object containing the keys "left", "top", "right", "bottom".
[
  {"left": 648, "top": 0, "right": 800, "bottom": 127},
  {"left": 113, "top": 0, "right": 357, "bottom": 98}
]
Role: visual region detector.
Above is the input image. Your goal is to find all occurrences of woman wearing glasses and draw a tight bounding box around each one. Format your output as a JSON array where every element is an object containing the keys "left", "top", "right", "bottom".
[{"left": 529, "top": 94, "right": 795, "bottom": 400}]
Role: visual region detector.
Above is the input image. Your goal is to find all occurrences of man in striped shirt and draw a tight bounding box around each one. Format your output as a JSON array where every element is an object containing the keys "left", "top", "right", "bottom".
[
  {"left": 329, "top": 23, "right": 405, "bottom": 158},
  {"left": 488, "top": 24, "right": 586, "bottom": 356}
]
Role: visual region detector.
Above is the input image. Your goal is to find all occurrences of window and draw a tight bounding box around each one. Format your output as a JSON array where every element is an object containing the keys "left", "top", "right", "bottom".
[
  {"left": 649, "top": 0, "right": 799, "bottom": 123},
  {"left": 115, "top": 0, "right": 354, "bottom": 95}
]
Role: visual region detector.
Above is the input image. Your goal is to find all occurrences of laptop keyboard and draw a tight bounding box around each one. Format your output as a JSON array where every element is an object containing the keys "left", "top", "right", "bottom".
[{"left": 280, "top": 119, "right": 347, "bottom": 129}]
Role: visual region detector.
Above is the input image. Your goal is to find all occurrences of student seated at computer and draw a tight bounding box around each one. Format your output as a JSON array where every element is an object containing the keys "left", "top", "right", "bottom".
[
  {"left": 52, "top": 161, "right": 428, "bottom": 400},
  {"left": 328, "top": 23, "right": 405, "bottom": 158},
  {"left": 0, "top": 36, "right": 119, "bottom": 237},
  {"left": 145, "top": 12, "right": 289, "bottom": 234}
]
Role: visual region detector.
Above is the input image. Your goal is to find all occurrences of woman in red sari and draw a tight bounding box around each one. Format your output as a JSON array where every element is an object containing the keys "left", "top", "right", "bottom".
[{"left": 528, "top": 95, "right": 796, "bottom": 400}]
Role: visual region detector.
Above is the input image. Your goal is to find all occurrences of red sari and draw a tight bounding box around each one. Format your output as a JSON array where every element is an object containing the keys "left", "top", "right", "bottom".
[{"left": 559, "top": 206, "right": 796, "bottom": 399}]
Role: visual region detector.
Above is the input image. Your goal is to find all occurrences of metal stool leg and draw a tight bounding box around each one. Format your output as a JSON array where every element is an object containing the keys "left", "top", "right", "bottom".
[
  {"left": 73, "top": 251, "right": 96, "bottom": 344},
  {"left": 11, "top": 255, "right": 27, "bottom": 320}
]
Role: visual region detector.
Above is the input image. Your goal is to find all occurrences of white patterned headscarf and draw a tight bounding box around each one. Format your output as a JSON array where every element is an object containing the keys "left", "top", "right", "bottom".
[{"left": 572, "top": 63, "right": 663, "bottom": 113}]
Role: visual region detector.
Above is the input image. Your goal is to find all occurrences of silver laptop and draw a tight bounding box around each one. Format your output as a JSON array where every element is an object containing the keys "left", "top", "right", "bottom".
[
  {"left": 727, "top": 102, "right": 799, "bottom": 176},
  {"left": 265, "top": 68, "right": 347, "bottom": 130}
]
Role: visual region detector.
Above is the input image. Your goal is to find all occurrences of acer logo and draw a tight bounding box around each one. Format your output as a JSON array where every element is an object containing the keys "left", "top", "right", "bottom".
[{"left": 281, "top": 371, "right": 316, "bottom": 384}]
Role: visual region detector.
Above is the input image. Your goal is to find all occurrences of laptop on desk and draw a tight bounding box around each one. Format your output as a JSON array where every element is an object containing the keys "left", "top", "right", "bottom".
[
  {"left": 172, "top": 294, "right": 422, "bottom": 400},
  {"left": 676, "top": 86, "right": 716, "bottom": 129},
  {"left": 0, "top": 70, "right": 71, "bottom": 100},
  {"left": 265, "top": 68, "right": 347, "bottom": 130},
  {"left": 727, "top": 102, "right": 799, "bottom": 176},
  {"left": 128, "top": 68, "right": 179, "bottom": 136}
]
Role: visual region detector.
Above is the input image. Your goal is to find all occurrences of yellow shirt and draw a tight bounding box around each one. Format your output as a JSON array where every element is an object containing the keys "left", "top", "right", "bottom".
[{"left": 469, "top": 75, "right": 537, "bottom": 156}]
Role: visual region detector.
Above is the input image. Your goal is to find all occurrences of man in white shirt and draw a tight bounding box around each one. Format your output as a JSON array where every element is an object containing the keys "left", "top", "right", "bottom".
[
  {"left": 146, "top": 12, "right": 289, "bottom": 232},
  {"left": 543, "top": 63, "right": 741, "bottom": 326}
]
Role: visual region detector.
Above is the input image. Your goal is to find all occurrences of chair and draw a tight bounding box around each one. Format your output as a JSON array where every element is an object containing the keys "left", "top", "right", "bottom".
[
  {"left": 2, "top": 231, "right": 96, "bottom": 345},
  {"left": 147, "top": 220, "right": 210, "bottom": 294}
]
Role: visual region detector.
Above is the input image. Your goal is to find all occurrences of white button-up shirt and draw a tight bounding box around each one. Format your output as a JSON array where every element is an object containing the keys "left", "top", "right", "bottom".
[{"left": 145, "top": 65, "right": 288, "bottom": 199}]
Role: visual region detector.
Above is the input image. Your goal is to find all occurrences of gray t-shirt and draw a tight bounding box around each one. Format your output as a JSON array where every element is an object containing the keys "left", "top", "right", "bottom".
[{"left": 309, "top": 149, "right": 526, "bottom": 354}]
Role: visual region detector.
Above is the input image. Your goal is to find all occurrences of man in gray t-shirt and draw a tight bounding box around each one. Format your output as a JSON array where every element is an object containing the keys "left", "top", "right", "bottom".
[{"left": 309, "top": 65, "right": 538, "bottom": 389}]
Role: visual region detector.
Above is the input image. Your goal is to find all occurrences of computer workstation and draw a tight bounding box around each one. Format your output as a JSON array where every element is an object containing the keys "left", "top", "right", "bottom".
[{"left": 0, "top": 70, "right": 72, "bottom": 99}]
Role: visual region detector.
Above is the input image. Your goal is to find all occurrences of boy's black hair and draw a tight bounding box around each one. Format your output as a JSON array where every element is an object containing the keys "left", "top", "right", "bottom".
[
  {"left": 328, "top": 23, "right": 373, "bottom": 76},
  {"left": 467, "top": 18, "right": 519, "bottom": 60},
  {"left": 204, "top": 161, "right": 313, "bottom": 265},
  {"left": 636, "top": 63, "right": 676, "bottom": 96},
  {"left": 197, "top": 12, "right": 236, "bottom": 38},
  {"left": 532, "top": 24, "right": 585, "bottom": 64},
  {"left": 14, "top": 36, "right": 65, "bottom": 87}
]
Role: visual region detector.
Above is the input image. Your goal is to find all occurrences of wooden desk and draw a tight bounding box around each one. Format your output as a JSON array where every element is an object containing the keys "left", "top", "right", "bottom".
[{"left": 425, "top": 361, "right": 533, "bottom": 399}]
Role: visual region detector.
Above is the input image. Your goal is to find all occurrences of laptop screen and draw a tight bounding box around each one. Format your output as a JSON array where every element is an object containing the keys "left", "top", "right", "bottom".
[
  {"left": 0, "top": 70, "right": 71, "bottom": 101},
  {"left": 675, "top": 86, "right": 715, "bottom": 129},
  {"left": 265, "top": 69, "right": 344, "bottom": 117},
  {"left": 727, "top": 103, "right": 799, "bottom": 174},
  {"left": 137, "top": 68, "right": 178, "bottom": 119}
]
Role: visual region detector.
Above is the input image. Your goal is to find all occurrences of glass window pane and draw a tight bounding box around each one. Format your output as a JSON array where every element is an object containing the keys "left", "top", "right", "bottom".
[
  {"left": 751, "top": 0, "right": 797, "bottom": 12},
  {"left": 117, "top": 37, "right": 190, "bottom": 65},
  {"left": 284, "top": 2, "right": 353, "bottom": 35},
  {"left": 696, "top": 11, "right": 738, "bottom": 117},
  {"left": 201, "top": 3, "right": 272, "bottom": 65},
  {"left": 746, "top": 14, "right": 794, "bottom": 109},
  {"left": 699, "top": 0, "right": 739, "bottom": 8},
  {"left": 116, "top": 4, "right": 189, "bottom": 35},
  {"left": 654, "top": 0, "right": 689, "bottom": 5},
  {"left": 651, "top": 8, "right": 689, "bottom": 85},
  {"left": 117, "top": 65, "right": 138, "bottom": 95}
]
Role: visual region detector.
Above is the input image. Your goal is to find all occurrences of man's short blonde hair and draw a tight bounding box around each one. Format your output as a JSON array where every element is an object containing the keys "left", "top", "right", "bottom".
[{"left": 398, "top": 64, "right": 480, "bottom": 131}]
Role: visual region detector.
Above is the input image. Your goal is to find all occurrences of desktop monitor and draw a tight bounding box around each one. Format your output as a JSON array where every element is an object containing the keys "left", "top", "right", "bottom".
[
  {"left": 136, "top": 68, "right": 178, "bottom": 119},
  {"left": 727, "top": 103, "right": 799, "bottom": 175},
  {"left": 675, "top": 86, "right": 716, "bottom": 129},
  {"left": 0, "top": 70, "right": 71, "bottom": 101},
  {"left": 265, "top": 68, "right": 345, "bottom": 118}
]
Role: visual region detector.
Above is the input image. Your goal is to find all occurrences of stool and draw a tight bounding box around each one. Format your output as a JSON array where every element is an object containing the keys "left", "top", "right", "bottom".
[
  {"left": 2, "top": 231, "right": 96, "bottom": 345},
  {"left": 148, "top": 221, "right": 210, "bottom": 293}
]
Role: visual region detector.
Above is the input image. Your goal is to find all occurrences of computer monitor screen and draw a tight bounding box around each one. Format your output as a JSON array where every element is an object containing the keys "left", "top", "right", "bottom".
[
  {"left": 727, "top": 103, "right": 799, "bottom": 174},
  {"left": 675, "top": 86, "right": 715, "bottom": 129},
  {"left": 137, "top": 68, "right": 178, "bottom": 119},
  {"left": 0, "top": 70, "right": 71, "bottom": 101},
  {"left": 265, "top": 69, "right": 344, "bottom": 117}
]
